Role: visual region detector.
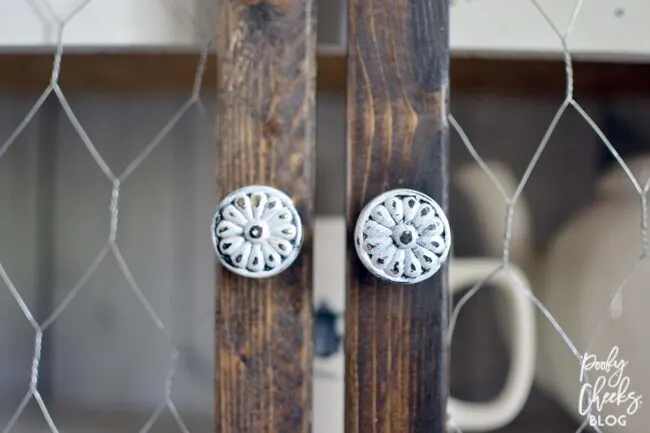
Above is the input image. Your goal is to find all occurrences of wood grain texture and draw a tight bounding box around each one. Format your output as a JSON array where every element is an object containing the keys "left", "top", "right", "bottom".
[
  {"left": 346, "top": 0, "right": 449, "bottom": 433},
  {"left": 215, "top": 2, "right": 316, "bottom": 433}
]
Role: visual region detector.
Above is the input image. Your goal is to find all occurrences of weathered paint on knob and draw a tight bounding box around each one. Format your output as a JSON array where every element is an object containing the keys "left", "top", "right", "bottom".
[
  {"left": 212, "top": 185, "right": 303, "bottom": 278},
  {"left": 354, "top": 189, "right": 451, "bottom": 284}
]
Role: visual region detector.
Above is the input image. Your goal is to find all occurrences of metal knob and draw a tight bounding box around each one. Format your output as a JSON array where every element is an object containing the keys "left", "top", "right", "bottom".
[
  {"left": 354, "top": 189, "right": 451, "bottom": 284},
  {"left": 212, "top": 185, "right": 303, "bottom": 278}
]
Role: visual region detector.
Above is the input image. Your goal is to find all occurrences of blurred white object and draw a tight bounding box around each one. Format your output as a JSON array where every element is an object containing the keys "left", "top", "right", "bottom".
[
  {"left": 457, "top": 155, "right": 650, "bottom": 432},
  {"left": 448, "top": 259, "right": 536, "bottom": 431},
  {"left": 312, "top": 218, "right": 536, "bottom": 433},
  {"left": 313, "top": 217, "right": 345, "bottom": 433}
]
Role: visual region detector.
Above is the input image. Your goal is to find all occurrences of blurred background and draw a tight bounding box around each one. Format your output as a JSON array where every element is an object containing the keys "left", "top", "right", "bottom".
[{"left": 1, "top": 0, "right": 650, "bottom": 432}]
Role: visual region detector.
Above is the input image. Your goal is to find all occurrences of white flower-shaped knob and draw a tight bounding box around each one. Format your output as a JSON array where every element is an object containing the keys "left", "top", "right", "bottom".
[
  {"left": 212, "top": 185, "right": 303, "bottom": 278},
  {"left": 354, "top": 189, "right": 451, "bottom": 284}
]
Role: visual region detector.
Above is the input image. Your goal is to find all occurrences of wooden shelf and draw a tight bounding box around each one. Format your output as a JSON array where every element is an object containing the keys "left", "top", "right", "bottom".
[
  {"left": 0, "top": 53, "right": 649, "bottom": 96},
  {"left": 452, "top": 57, "right": 650, "bottom": 97},
  {"left": 0, "top": 52, "right": 345, "bottom": 94}
]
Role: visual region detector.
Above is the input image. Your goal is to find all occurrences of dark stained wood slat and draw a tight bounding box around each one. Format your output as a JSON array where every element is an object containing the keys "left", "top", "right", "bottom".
[
  {"left": 346, "top": 0, "right": 449, "bottom": 433},
  {"left": 2, "top": 53, "right": 650, "bottom": 96},
  {"left": 215, "top": 2, "right": 316, "bottom": 433},
  {"left": 0, "top": 52, "right": 343, "bottom": 94}
]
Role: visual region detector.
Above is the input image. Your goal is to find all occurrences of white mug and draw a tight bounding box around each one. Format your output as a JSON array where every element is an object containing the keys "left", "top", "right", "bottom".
[
  {"left": 448, "top": 259, "right": 536, "bottom": 431},
  {"left": 312, "top": 219, "right": 536, "bottom": 433}
]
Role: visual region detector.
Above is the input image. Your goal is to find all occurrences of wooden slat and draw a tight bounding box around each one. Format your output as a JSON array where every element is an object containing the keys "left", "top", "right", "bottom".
[
  {"left": 0, "top": 52, "right": 342, "bottom": 94},
  {"left": 215, "top": 2, "right": 316, "bottom": 433},
  {"left": 346, "top": 0, "right": 449, "bottom": 433},
  {"left": 2, "top": 53, "right": 650, "bottom": 96},
  {"left": 451, "top": 57, "right": 650, "bottom": 97},
  {"left": 0, "top": 53, "right": 217, "bottom": 94}
]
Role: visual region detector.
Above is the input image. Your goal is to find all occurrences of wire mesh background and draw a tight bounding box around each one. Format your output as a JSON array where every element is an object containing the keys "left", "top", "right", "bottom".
[
  {"left": 1, "top": 0, "right": 648, "bottom": 432},
  {"left": 0, "top": 1, "right": 217, "bottom": 432},
  {"left": 447, "top": 1, "right": 649, "bottom": 432}
]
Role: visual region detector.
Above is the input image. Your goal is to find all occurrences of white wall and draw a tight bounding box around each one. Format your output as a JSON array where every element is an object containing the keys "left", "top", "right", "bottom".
[
  {"left": 0, "top": 0, "right": 201, "bottom": 48},
  {"left": 0, "top": 0, "right": 344, "bottom": 51},
  {"left": 450, "top": 0, "right": 650, "bottom": 61},
  {"left": 1, "top": 0, "right": 649, "bottom": 61}
]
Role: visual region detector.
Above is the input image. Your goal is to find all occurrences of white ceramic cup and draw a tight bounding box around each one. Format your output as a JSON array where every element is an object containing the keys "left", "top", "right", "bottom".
[
  {"left": 312, "top": 218, "right": 536, "bottom": 433},
  {"left": 448, "top": 259, "right": 536, "bottom": 431}
]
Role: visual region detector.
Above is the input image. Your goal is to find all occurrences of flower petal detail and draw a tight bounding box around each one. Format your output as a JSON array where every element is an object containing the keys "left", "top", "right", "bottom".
[
  {"left": 384, "top": 196, "right": 404, "bottom": 224},
  {"left": 250, "top": 192, "right": 268, "bottom": 220},
  {"left": 222, "top": 205, "right": 248, "bottom": 226},
  {"left": 417, "top": 234, "right": 446, "bottom": 255},
  {"left": 231, "top": 242, "right": 252, "bottom": 268},
  {"left": 363, "top": 220, "right": 392, "bottom": 238},
  {"left": 402, "top": 197, "right": 420, "bottom": 223},
  {"left": 386, "top": 249, "right": 405, "bottom": 278},
  {"left": 370, "top": 205, "right": 396, "bottom": 228},
  {"left": 413, "top": 246, "right": 441, "bottom": 270},
  {"left": 247, "top": 244, "right": 265, "bottom": 272},
  {"left": 271, "top": 224, "right": 298, "bottom": 240},
  {"left": 404, "top": 250, "right": 422, "bottom": 278},
  {"left": 268, "top": 237, "right": 293, "bottom": 257},
  {"left": 371, "top": 245, "right": 396, "bottom": 270},
  {"left": 215, "top": 220, "right": 244, "bottom": 238},
  {"left": 220, "top": 236, "right": 245, "bottom": 255},
  {"left": 262, "top": 196, "right": 284, "bottom": 220},
  {"left": 267, "top": 207, "right": 293, "bottom": 228},
  {"left": 362, "top": 236, "right": 392, "bottom": 254},
  {"left": 418, "top": 216, "right": 445, "bottom": 237},
  {"left": 233, "top": 194, "right": 254, "bottom": 221},
  {"left": 262, "top": 243, "right": 281, "bottom": 268},
  {"left": 411, "top": 204, "right": 436, "bottom": 232}
]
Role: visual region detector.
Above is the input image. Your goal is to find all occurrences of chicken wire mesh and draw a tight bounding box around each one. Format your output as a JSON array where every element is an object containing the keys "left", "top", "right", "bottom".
[
  {"left": 448, "top": 1, "right": 648, "bottom": 432},
  {"left": 0, "top": 0, "right": 648, "bottom": 432},
  {"left": 0, "top": 1, "right": 216, "bottom": 432}
]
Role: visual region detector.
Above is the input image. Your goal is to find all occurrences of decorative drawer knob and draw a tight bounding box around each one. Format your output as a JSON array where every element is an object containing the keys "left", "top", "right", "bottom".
[
  {"left": 212, "top": 185, "right": 303, "bottom": 278},
  {"left": 354, "top": 189, "right": 451, "bottom": 284}
]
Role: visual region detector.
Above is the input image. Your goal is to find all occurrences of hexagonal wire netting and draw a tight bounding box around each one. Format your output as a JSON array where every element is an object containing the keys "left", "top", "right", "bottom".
[
  {"left": 0, "top": 1, "right": 215, "bottom": 432},
  {"left": 448, "top": 2, "right": 648, "bottom": 432}
]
